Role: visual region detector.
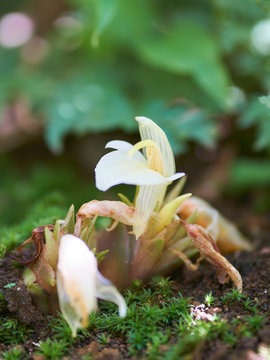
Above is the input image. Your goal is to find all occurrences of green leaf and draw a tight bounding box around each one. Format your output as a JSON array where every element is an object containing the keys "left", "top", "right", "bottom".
[
  {"left": 91, "top": 0, "right": 120, "bottom": 46},
  {"left": 230, "top": 158, "right": 270, "bottom": 190},
  {"left": 137, "top": 22, "right": 230, "bottom": 108},
  {"left": 238, "top": 96, "right": 270, "bottom": 151},
  {"left": 44, "top": 74, "right": 134, "bottom": 153},
  {"left": 143, "top": 101, "right": 217, "bottom": 155},
  {"left": 106, "top": 0, "right": 153, "bottom": 47}
]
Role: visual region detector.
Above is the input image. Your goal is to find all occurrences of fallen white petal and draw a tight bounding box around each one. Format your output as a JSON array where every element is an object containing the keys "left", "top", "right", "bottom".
[
  {"left": 57, "top": 235, "right": 97, "bottom": 336},
  {"left": 57, "top": 234, "right": 127, "bottom": 337}
]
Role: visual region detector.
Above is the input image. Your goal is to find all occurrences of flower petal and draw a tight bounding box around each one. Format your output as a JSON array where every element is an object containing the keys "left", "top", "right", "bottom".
[
  {"left": 136, "top": 116, "right": 176, "bottom": 177},
  {"left": 105, "top": 140, "right": 133, "bottom": 151},
  {"left": 105, "top": 140, "right": 146, "bottom": 162},
  {"left": 133, "top": 184, "right": 167, "bottom": 239},
  {"left": 57, "top": 235, "right": 98, "bottom": 337},
  {"left": 95, "top": 150, "right": 173, "bottom": 191},
  {"left": 96, "top": 271, "right": 127, "bottom": 318},
  {"left": 156, "top": 193, "right": 192, "bottom": 233},
  {"left": 166, "top": 172, "right": 186, "bottom": 183},
  {"left": 76, "top": 200, "right": 135, "bottom": 228}
]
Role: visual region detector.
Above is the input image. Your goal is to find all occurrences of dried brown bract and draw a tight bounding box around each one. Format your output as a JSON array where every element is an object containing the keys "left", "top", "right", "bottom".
[
  {"left": 75, "top": 200, "right": 135, "bottom": 235},
  {"left": 11, "top": 225, "right": 54, "bottom": 264},
  {"left": 170, "top": 220, "right": 242, "bottom": 292}
]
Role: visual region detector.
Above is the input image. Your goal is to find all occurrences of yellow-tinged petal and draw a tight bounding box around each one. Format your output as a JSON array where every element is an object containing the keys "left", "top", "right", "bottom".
[
  {"left": 128, "top": 139, "right": 163, "bottom": 174},
  {"left": 57, "top": 235, "right": 98, "bottom": 336},
  {"left": 43, "top": 227, "right": 58, "bottom": 269},
  {"left": 57, "top": 234, "right": 127, "bottom": 337},
  {"left": 156, "top": 193, "right": 192, "bottom": 234},
  {"left": 95, "top": 116, "right": 185, "bottom": 239},
  {"left": 133, "top": 184, "right": 167, "bottom": 239},
  {"left": 128, "top": 139, "right": 158, "bottom": 157},
  {"left": 136, "top": 116, "right": 175, "bottom": 177}
]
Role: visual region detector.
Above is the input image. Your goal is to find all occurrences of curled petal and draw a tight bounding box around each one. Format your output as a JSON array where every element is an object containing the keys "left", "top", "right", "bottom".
[
  {"left": 11, "top": 225, "right": 54, "bottom": 264},
  {"left": 76, "top": 200, "right": 135, "bottom": 235},
  {"left": 105, "top": 140, "right": 135, "bottom": 152},
  {"left": 136, "top": 116, "right": 176, "bottom": 177},
  {"left": 133, "top": 171, "right": 185, "bottom": 239},
  {"left": 133, "top": 184, "right": 167, "bottom": 239},
  {"left": 96, "top": 271, "right": 127, "bottom": 318}
]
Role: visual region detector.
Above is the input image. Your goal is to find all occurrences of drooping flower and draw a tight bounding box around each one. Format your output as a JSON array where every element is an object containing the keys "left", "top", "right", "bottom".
[
  {"left": 95, "top": 117, "right": 185, "bottom": 238},
  {"left": 57, "top": 234, "right": 127, "bottom": 336}
]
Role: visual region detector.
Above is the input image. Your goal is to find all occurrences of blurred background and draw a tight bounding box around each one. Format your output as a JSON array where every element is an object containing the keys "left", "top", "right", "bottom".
[{"left": 0, "top": 0, "right": 270, "bottom": 253}]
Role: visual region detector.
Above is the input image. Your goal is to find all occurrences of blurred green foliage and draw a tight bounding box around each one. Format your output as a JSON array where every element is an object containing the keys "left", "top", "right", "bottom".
[
  {"left": 0, "top": 0, "right": 270, "bottom": 221},
  {"left": 0, "top": 156, "right": 94, "bottom": 249},
  {"left": 238, "top": 97, "right": 270, "bottom": 151},
  {"left": 0, "top": 0, "right": 269, "bottom": 154}
]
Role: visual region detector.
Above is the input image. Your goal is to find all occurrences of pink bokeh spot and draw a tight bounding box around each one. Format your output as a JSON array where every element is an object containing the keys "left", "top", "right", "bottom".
[{"left": 0, "top": 12, "right": 34, "bottom": 48}]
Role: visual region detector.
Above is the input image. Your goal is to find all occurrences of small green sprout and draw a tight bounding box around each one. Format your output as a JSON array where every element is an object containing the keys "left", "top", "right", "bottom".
[
  {"left": 49, "top": 312, "right": 89, "bottom": 345},
  {"left": 1, "top": 346, "right": 25, "bottom": 360},
  {"left": 204, "top": 291, "right": 216, "bottom": 307},
  {"left": 245, "top": 315, "right": 266, "bottom": 331},
  {"left": 222, "top": 289, "right": 246, "bottom": 303},
  {"left": 92, "top": 248, "right": 109, "bottom": 263},
  {"left": 4, "top": 283, "right": 16, "bottom": 289},
  {"left": 131, "top": 279, "right": 143, "bottom": 290},
  {"left": 222, "top": 331, "right": 238, "bottom": 346},
  {"left": 97, "top": 333, "right": 110, "bottom": 345},
  {"left": 146, "top": 331, "right": 170, "bottom": 360},
  {"left": 0, "top": 317, "right": 32, "bottom": 345},
  {"left": 150, "top": 276, "right": 173, "bottom": 297},
  {"left": 243, "top": 298, "right": 258, "bottom": 313},
  {"left": 34, "top": 338, "right": 67, "bottom": 360}
]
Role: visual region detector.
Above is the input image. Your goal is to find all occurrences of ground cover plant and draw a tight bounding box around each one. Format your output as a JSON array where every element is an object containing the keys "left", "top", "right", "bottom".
[{"left": 1, "top": 0, "right": 270, "bottom": 359}]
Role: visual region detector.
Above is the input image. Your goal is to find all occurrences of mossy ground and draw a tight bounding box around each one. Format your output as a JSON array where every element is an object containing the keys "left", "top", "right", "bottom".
[
  {"left": 0, "top": 156, "right": 269, "bottom": 360},
  {"left": 1, "top": 248, "right": 270, "bottom": 360}
]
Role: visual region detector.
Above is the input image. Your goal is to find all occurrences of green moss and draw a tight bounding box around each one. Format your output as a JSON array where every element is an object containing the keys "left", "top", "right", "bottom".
[
  {"left": 1, "top": 346, "right": 25, "bottom": 360},
  {"left": 0, "top": 317, "right": 32, "bottom": 345},
  {"left": 34, "top": 338, "right": 67, "bottom": 360},
  {"left": 0, "top": 244, "right": 6, "bottom": 258}
]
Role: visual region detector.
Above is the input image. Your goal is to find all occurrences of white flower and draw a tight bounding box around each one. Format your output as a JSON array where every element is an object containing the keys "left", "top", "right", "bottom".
[
  {"left": 95, "top": 117, "right": 185, "bottom": 238},
  {"left": 57, "top": 234, "right": 127, "bottom": 337}
]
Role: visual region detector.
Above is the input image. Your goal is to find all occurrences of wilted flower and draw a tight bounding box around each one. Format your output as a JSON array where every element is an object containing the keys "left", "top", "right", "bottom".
[
  {"left": 57, "top": 234, "right": 127, "bottom": 336},
  {"left": 95, "top": 116, "right": 185, "bottom": 238}
]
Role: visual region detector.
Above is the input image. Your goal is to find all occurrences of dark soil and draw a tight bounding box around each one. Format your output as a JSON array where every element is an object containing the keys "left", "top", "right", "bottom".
[
  {"left": 175, "top": 248, "right": 270, "bottom": 360},
  {"left": 1, "top": 240, "right": 269, "bottom": 359}
]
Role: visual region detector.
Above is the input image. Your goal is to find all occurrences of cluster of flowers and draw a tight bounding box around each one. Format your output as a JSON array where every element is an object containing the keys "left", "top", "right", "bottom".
[{"left": 16, "top": 117, "right": 252, "bottom": 336}]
